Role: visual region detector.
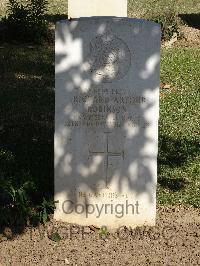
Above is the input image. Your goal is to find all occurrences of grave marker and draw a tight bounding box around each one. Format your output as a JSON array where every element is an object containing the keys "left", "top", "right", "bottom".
[
  {"left": 68, "top": 0, "right": 127, "bottom": 18},
  {"left": 55, "top": 17, "right": 161, "bottom": 228}
]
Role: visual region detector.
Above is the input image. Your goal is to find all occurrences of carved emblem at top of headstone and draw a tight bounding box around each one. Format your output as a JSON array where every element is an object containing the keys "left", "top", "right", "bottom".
[{"left": 87, "top": 33, "right": 131, "bottom": 83}]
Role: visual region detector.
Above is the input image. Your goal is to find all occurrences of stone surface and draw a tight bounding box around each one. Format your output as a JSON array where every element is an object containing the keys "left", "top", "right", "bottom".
[
  {"left": 68, "top": 0, "right": 127, "bottom": 18},
  {"left": 55, "top": 17, "right": 161, "bottom": 229}
]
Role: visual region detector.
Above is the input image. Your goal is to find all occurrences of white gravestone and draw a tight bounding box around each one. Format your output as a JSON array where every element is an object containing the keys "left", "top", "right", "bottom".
[
  {"left": 55, "top": 17, "right": 161, "bottom": 229},
  {"left": 68, "top": 0, "right": 127, "bottom": 18}
]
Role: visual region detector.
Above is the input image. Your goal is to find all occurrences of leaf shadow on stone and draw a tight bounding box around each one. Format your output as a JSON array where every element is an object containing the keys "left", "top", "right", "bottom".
[{"left": 55, "top": 17, "right": 161, "bottom": 216}]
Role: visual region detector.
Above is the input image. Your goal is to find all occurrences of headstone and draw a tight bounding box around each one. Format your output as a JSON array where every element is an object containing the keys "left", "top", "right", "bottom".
[
  {"left": 68, "top": 0, "right": 127, "bottom": 18},
  {"left": 55, "top": 17, "right": 161, "bottom": 229}
]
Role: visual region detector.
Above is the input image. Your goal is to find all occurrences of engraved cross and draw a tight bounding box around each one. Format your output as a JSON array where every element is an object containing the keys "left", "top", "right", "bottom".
[{"left": 89, "top": 132, "right": 124, "bottom": 186}]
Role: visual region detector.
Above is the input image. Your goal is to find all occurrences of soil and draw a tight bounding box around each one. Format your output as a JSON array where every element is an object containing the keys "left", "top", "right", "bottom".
[
  {"left": 161, "top": 26, "right": 200, "bottom": 49},
  {"left": 163, "top": 26, "right": 200, "bottom": 48},
  {"left": 0, "top": 21, "right": 199, "bottom": 266},
  {"left": 0, "top": 205, "right": 200, "bottom": 265},
  {"left": 180, "top": 26, "right": 200, "bottom": 46}
]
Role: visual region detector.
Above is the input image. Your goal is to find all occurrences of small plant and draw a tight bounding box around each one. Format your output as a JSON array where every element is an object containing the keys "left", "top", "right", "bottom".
[
  {"left": 49, "top": 231, "right": 61, "bottom": 243},
  {"left": 38, "top": 198, "right": 55, "bottom": 224},
  {"left": 0, "top": 173, "right": 35, "bottom": 227},
  {"left": 99, "top": 226, "right": 109, "bottom": 239},
  {"left": 150, "top": 10, "right": 181, "bottom": 41},
  {"left": 0, "top": 149, "right": 54, "bottom": 228},
  {"left": 3, "top": 0, "right": 49, "bottom": 43}
]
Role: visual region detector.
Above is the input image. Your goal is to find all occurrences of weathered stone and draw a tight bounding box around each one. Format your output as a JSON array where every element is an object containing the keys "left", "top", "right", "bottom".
[
  {"left": 55, "top": 17, "right": 161, "bottom": 229},
  {"left": 68, "top": 0, "right": 127, "bottom": 18}
]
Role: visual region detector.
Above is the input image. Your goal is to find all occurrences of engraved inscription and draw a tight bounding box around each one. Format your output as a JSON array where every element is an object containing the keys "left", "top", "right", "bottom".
[
  {"left": 65, "top": 88, "right": 149, "bottom": 129},
  {"left": 78, "top": 191, "right": 128, "bottom": 199}
]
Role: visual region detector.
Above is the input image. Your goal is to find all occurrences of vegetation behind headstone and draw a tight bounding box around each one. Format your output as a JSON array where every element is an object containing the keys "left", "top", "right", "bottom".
[
  {"left": 150, "top": 10, "right": 181, "bottom": 41},
  {"left": 2, "top": 0, "right": 49, "bottom": 44}
]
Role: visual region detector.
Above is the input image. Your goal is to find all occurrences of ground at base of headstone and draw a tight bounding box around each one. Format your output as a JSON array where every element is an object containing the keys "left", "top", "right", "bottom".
[{"left": 0, "top": 205, "right": 199, "bottom": 265}]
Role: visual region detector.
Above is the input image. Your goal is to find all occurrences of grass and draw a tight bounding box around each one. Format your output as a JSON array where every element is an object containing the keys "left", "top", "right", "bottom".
[
  {"left": 0, "top": 0, "right": 68, "bottom": 18},
  {"left": 0, "top": 0, "right": 199, "bottom": 228},
  {"left": 128, "top": 0, "right": 200, "bottom": 18},
  {"left": 1, "top": 0, "right": 200, "bottom": 18},
  {"left": 0, "top": 46, "right": 54, "bottom": 227},
  {"left": 0, "top": 45, "right": 199, "bottom": 229},
  {"left": 158, "top": 48, "right": 200, "bottom": 207}
]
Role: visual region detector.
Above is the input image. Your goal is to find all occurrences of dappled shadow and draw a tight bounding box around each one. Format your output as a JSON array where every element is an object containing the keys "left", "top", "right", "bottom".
[
  {"left": 45, "top": 14, "right": 68, "bottom": 23},
  {"left": 158, "top": 177, "right": 188, "bottom": 192},
  {"left": 179, "top": 13, "right": 200, "bottom": 29},
  {"left": 0, "top": 16, "right": 161, "bottom": 229},
  {"left": 158, "top": 135, "right": 199, "bottom": 192},
  {"left": 158, "top": 135, "right": 200, "bottom": 169},
  {"left": 0, "top": 46, "right": 54, "bottom": 228},
  {"left": 55, "top": 17, "right": 161, "bottom": 226}
]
